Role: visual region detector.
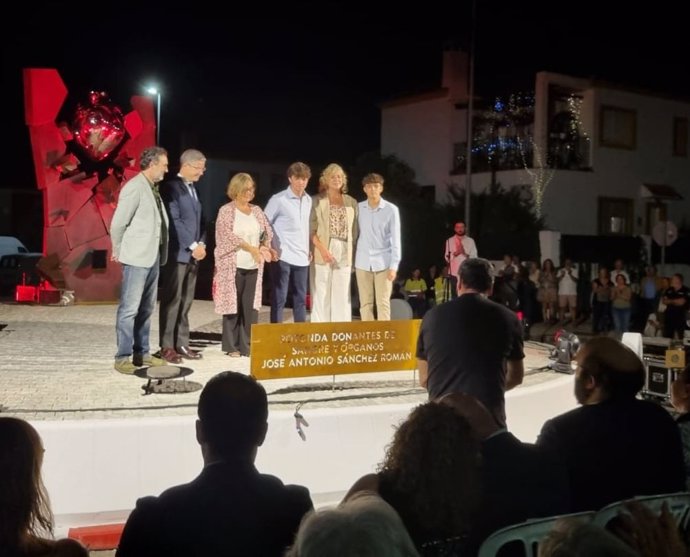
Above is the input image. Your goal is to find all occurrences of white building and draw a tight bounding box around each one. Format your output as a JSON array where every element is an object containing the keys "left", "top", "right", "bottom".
[{"left": 381, "top": 51, "right": 690, "bottom": 236}]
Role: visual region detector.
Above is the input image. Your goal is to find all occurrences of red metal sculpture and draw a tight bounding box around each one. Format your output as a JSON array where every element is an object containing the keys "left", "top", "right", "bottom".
[{"left": 23, "top": 69, "right": 156, "bottom": 302}]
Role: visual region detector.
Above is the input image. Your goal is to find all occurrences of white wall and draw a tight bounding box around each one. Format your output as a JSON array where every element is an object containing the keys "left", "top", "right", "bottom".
[
  {"left": 382, "top": 69, "right": 690, "bottom": 235},
  {"left": 381, "top": 96, "right": 455, "bottom": 190},
  {"left": 38, "top": 375, "right": 577, "bottom": 526}
]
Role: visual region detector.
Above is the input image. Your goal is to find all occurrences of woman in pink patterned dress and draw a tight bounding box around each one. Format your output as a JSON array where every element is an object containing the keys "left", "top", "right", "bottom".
[{"left": 213, "top": 173, "right": 273, "bottom": 357}]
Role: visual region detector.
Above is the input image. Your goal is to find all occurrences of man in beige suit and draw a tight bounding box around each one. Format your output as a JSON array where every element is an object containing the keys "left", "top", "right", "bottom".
[{"left": 110, "top": 146, "right": 170, "bottom": 374}]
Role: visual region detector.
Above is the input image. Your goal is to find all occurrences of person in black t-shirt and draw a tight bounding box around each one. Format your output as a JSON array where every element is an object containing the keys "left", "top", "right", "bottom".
[
  {"left": 662, "top": 273, "right": 690, "bottom": 340},
  {"left": 416, "top": 258, "right": 525, "bottom": 428}
]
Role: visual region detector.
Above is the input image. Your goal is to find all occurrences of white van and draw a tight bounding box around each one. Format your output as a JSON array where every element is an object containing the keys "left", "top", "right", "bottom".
[{"left": 0, "top": 236, "right": 30, "bottom": 258}]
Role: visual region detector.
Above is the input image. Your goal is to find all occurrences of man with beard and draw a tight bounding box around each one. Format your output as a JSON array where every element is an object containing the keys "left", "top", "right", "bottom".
[
  {"left": 444, "top": 221, "right": 477, "bottom": 298},
  {"left": 536, "top": 337, "right": 684, "bottom": 512},
  {"left": 111, "top": 146, "right": 169, "bottom": 374}
]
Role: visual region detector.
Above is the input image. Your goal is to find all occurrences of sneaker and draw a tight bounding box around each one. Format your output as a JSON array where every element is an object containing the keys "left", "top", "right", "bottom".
[
  {"left": 114, "top": 358, "right": 137, "bottom": 375},
  {"left": 139, "top": 353, "right": 167, "bottom": 367}
]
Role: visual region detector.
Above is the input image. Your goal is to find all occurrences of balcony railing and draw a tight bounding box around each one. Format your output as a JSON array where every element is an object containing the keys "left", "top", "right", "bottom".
[{"left": 452, "top": 135, "right": 591, "bottom": 175}]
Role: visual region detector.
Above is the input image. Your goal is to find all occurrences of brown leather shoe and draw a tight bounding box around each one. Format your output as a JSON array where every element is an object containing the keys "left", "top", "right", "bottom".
[
  {"left": 177, "top": 346, "right": 202, "bottom": 360},
  {"left": 160, "top": 347, "right": 183, "bottom": 364}
]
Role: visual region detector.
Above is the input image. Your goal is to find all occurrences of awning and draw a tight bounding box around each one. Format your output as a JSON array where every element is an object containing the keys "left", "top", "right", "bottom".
[{"left": 640, "top": 183, "right": 684, "bottom": 200}]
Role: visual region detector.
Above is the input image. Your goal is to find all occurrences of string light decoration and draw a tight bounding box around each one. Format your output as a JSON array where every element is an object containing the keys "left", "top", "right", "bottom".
[
  {"left": 518, "top": 136, "right": 556, "bottom": 218},
  {"left": 456, "top": 91, "right": 535, "bottom": 173},
  {"left": 567, "top": 94, "right": 590, "bottom": 142},
  {"left": 453, "top": 89, "right": 590, "bottom": 217}
]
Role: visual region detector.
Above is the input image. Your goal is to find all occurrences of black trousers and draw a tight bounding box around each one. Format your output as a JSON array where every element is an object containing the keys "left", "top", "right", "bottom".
[
  {"left": 159, "top": 260, "right": 198, "bottom": 349},
  {"left": 222, "top": 268, "right": 258, "bottom": 355}
]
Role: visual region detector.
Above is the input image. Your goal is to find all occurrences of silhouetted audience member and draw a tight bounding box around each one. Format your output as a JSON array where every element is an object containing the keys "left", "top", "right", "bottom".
[
  {"left": 538, "top": 521, "right": 638, "bottom": 557},
  {"left": 417, "top": 258, "right": 524, "bottom": 428},
  {"left": 440, "top": 393, "right": 570, "bottom": 550},
  {"left": 116, "top": 372, "right": 313, "bottom": 557},
  {"left": 0, "top": 417, "right": 88, "bottom": 557},
  {"left": 286, "top": 491, "right": 420, "bottom": 557},
  {"left": 607, "top": 501, "right": 688, "bottom": 557},
  {"left": 539, "top": 501, "right": 687, "bottom": 557},
  {"left": 671, "top": 364, "right": 690, "bottom": 490},
  {"left": 344, "top": 402, "right": 481, "bottom": 555},
  {"left": 536, "top": 337, "right": 685, "bottom": 512}
]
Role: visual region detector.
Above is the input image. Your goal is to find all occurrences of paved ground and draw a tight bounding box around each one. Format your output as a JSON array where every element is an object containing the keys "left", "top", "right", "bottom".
[
  {"left": 0, "top": 300, "right": 560, "bottom": 421},
  {"left": 0, "top": 299, "right": 566, "bottom": 557}
]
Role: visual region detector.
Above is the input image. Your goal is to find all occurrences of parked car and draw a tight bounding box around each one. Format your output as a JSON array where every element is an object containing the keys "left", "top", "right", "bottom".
[
  {"left": 0, "top": 252, "right": 43, "bottom": 297},
  {"left": 0, "top": 236, "right": 31, "bottom": 258}
]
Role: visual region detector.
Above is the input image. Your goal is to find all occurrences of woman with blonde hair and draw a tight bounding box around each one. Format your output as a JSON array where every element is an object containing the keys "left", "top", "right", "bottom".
[
  {"left": 310, "top": 163, "right": 359, "bottom": 322},
  {"left": 0, "top": 417, "right": 88, "bottom": 556},
  {"left": 213, "top": 173, "right": 273, "bottom": 357}
]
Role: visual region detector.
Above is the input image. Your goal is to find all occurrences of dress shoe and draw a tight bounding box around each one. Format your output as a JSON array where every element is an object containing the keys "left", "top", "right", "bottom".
[
  {"left": 177, "top": 346, "right": 202, "bottom": 360},
  {"left": 114, "top": 358, "right": 137, "bottom": 375},
  {"left": 160, "top": 347, "right": 183, "bottom": 364}
]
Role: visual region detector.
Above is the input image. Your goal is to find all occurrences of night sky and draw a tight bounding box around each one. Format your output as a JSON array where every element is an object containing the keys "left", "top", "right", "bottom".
[{"left": 4, "top": 2, "right": 689, "bottom": 188}]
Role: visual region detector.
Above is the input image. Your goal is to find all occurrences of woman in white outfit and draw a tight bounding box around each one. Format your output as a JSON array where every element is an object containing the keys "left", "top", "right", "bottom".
[{"left": 310, "top": 163, "right": 359, "bottom": 322}]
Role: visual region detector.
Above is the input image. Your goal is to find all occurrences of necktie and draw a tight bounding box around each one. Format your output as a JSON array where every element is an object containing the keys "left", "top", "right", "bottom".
[{"left": 187, "top": 184, "right": 197, "bottom": 201}]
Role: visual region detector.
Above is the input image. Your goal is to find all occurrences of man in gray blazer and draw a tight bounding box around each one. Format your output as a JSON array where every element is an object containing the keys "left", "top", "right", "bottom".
[{"left": 111, "top": 146, "right": 170, "bottom": 374}]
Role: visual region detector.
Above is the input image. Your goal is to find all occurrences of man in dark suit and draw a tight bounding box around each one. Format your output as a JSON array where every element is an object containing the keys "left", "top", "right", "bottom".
[
  {"left": 116, "top": 371, "right": 313, "bottom": 557},
  {"left": 536, "top": 336, "right": 685, "bottom": 512},
  {"left": 158, "top": 149, "right": 207, "bottom": 364}
]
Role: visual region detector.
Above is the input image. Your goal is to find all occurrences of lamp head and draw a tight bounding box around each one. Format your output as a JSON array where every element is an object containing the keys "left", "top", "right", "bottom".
[{"left": 550, "top": 329, "right": 580, "bottom": 373}]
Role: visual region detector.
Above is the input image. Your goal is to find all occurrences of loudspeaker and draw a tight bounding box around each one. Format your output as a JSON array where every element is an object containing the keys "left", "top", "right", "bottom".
[{"left": 642, "top": 356, "right": 676, "bottom": 400}]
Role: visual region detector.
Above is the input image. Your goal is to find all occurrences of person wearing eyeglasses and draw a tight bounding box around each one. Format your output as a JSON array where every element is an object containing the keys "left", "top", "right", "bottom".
[
  {"left": 158, "top": 149, "right": 207, "bottom": 364},
  {"left": 213, "top": 173, "right": 273, "bottom": 357}
]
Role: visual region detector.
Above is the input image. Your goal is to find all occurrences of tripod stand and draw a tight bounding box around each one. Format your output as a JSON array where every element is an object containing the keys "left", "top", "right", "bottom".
[{"left": 441, "top": 275, "right": 457, "bottom": 303}]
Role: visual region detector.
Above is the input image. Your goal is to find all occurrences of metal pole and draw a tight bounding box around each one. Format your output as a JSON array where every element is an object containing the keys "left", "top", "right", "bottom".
[
  {"left": 661, "top": 220, "right": 667, "bottom": 267},
  {"left": 464, "top": 0, "right": 476, "bottom": 232},
  {"left": 156, "top": 93, "right": 161, "bottom": 145}
]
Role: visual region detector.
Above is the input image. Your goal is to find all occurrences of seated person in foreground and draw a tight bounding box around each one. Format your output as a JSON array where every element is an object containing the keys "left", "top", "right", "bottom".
[
  {"left": 0, "top": 417, "right": 88, "bottom": 557},
  {"left": 536, "top": 337, "right": 685, "bottom": 512},
  {"left": 286, "top": 490, "right": 420, "bottom": 557},
  {"left": 343, "top": 401, "right": 481, "bottom": 555},
  {"left": 670, "top": 364, "right": 690, "bottom": 491},
  {"left": 538, "top": 501, "right": 686, "bottom": 557},
  {"left": 439, "top": 393, "right": 570, "bottom": 549},
  {"left": 116, "top": 371, "right": 313, "bottom": 557}
]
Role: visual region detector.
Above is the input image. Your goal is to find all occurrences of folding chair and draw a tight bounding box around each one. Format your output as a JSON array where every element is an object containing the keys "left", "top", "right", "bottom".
[
  {"left": 594, "top": 491, "right": 690, "bottom": 531},
  {"left": 477, "top": 512, "right": 596, "bottom": 557}
]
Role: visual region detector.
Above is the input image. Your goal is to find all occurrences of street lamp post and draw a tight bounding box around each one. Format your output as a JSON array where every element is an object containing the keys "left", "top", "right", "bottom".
[
  {"left": 464, "top": 0, "right": 476, "bottom": 233},
  {"left": 146, "top": 86, "right": 161, "bottom": 145}
]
